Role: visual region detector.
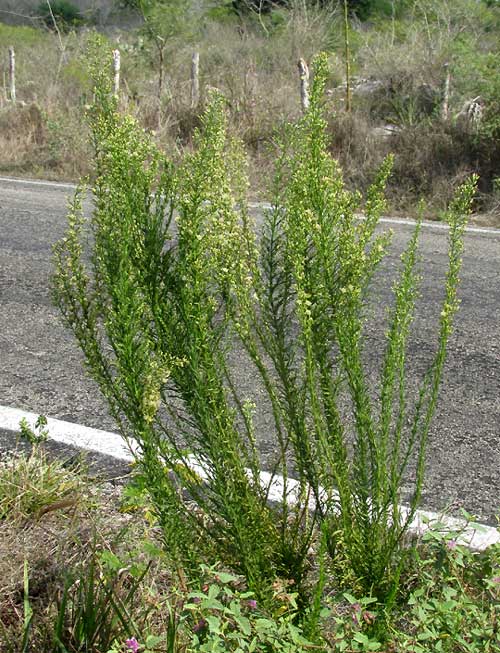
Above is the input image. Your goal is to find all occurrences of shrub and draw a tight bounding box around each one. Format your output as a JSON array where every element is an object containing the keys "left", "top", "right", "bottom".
[
  {"left": 36, "top": 0, "right": 85, "bottom": 31},
  {"left": 53, "top": 37, "right": 306, "bottom": 604},
  {"left": 52, "top": 43, "right": 474, "bottom": 616}
]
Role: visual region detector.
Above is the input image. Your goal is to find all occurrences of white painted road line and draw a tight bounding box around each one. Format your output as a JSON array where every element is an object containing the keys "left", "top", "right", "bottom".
[
  {"left": 249, "top": 206, "right": 500, "bottom": 236},
  {"left": 0, "top": 405, "right": 134, "bottom": 461},
  {"left": 0, "top": 176, "right": 77, "bottom": 190},
  {"left": 0, "top": 404, "right": 498, "bottom": 550},
  {"left": 1, "top": 177, "right": 499, "bottom": 236},
  {"left": 379, "top": 216, "right": 500, "bottom": 236}
]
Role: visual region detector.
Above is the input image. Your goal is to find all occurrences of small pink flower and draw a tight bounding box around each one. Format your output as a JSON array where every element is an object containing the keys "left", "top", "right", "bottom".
[
  {"left": 446, "top": 539, "right": 457, "bottom": 550},
  {"left": 246, "top": 599, "right": 257, "bottom": 610},
  {"left": 492, "top": 576, "right": 500, "bottom": 585},
  {"left": 363, "top": 610, "right": 376, "bottom": 625},
  {"left": 125, "top": 638, "right": 139, "bottom": 653},
  {"left": 351, "top": 602, "right": 361, "bottom": 625},
  {"left": 193, "top": 618, "right": 207, "bottom": 633}
]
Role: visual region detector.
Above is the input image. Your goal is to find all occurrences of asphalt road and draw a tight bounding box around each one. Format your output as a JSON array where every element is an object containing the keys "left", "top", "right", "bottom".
[{"left": 1, "top": 178, "right": 499, "bottom": 524}]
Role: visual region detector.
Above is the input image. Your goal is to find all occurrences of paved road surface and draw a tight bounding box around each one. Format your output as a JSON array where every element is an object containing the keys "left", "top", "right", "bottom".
[{"left": 1, "top": 178, "right": 499, "bottom": 523}]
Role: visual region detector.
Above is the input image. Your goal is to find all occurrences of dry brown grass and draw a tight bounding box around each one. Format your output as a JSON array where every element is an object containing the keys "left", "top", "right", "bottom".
[
  {"left": 0, "top": 457, "right": 142, "bottom": 650},
  {"left": 0, "top": 3, "right": 498, "bottom": 223}
]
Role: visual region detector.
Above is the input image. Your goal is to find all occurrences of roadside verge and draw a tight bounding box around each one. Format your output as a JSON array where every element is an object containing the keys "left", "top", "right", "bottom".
[{"left": 0, "top": 405, "right": 498, "bottom": 551}]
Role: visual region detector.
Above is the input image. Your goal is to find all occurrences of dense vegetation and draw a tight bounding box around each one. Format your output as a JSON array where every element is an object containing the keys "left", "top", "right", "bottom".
[
  {"left": 1, "top": 39, "right": 499, "bottom": 651},
  {"left": 2, "top": 435, "right": 498, "bottom": 651},
  {"left": 0, "top": 4, "right": 499, "bottom": 651},
  {"left": 0, "top": 0, "right": 499, "bottom": 222}
]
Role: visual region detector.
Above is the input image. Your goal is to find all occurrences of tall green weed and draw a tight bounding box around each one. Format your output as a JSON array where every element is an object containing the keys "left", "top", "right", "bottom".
[{"left": 52, "top": 45, "right": 475, "bottom": 612}]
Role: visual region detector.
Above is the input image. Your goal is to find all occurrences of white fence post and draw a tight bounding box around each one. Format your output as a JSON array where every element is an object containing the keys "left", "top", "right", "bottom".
[
  {"left": 112, "top": 49, "right": 120, "bottom": 98},
  {"left": 191, "top": 51, "right": 200, "bottom": 109},
  {"left": 2, "top": 70, "right": 7, "bottom": 105},
  {"left": 441, "top": 62, "right": 450, "bottom": 121},
  {"left": 245, "top": 61, "right": 257, "bottom": 126},
  {"left": 8, "top": 46, "right": 16, "bottom": 103},
  {"left": 298, "top": 58, "right": 309, "bottom": 113}
]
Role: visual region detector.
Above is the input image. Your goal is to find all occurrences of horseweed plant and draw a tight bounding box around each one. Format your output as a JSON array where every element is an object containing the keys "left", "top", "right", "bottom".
[
  {"left": 52, "top": 45, "right": 475, "bottom": 611},
  {"left": 250, "top": 55, "right": 477, "bottom": 602}
]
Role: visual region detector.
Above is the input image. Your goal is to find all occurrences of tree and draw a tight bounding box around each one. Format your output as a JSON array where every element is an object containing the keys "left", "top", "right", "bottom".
[
  {"left": 229, "top": 1, "right": 397, "bottom": 21},
  {"left": 120, "top": 0, "right": 201, "bottom": 101},
  {"left": 36, "top": 0, "right": 85, "bottom": 31},
  {"left": 231, "top": 0, "right": 287, "bottom": 14}
]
